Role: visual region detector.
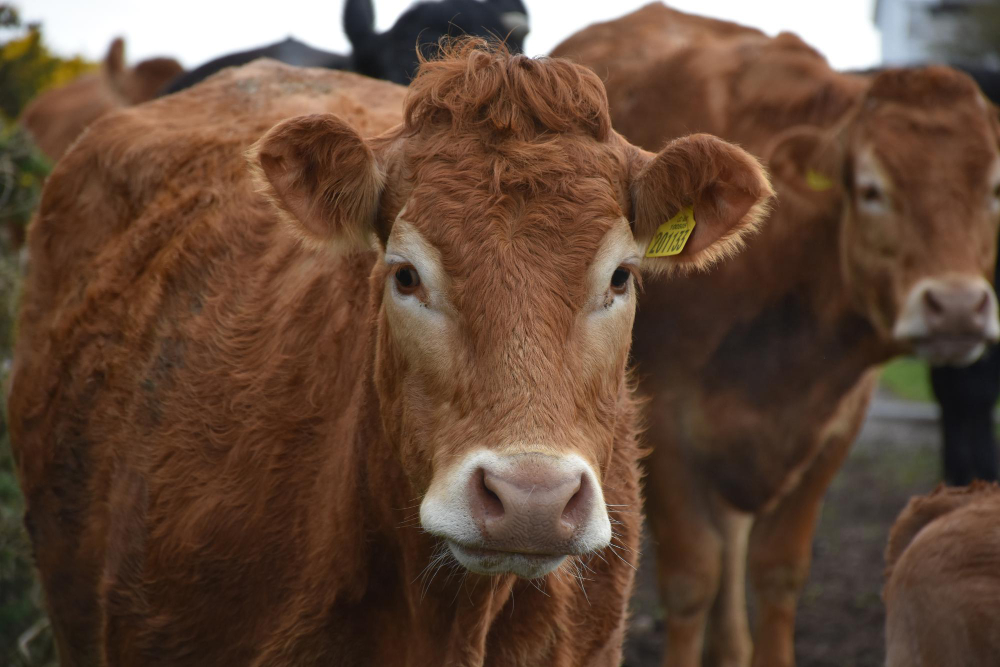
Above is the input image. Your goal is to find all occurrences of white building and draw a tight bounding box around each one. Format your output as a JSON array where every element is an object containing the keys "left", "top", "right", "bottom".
[{"left": 875, "top": 0, "right": 998, "bottom": 66}]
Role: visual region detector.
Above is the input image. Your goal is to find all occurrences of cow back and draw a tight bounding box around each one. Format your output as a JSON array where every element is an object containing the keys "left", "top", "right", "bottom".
[{"left": 884, "top": 483, "right": 1000, "bottom": 667}]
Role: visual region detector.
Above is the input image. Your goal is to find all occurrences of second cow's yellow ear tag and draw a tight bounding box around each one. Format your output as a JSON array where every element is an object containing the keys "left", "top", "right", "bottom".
[
  {"left": 805, "top": 168, "right": 833, "bottom": 192},
  {"left": 646, "top": 206, "right": 696, "bottom": 258}
]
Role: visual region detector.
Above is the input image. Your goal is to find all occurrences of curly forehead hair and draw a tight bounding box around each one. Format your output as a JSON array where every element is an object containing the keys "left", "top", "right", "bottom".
[{"left": 403, "top": 38, "right": 613, "bottom": 142}]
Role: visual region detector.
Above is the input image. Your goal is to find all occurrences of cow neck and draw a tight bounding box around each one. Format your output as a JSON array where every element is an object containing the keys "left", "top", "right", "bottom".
[
  {"left": 768, "top": 187, "right": 887, "bottom": 368},
  {"left": 313, "top": 294, "right": 518, "bottom": 661}
]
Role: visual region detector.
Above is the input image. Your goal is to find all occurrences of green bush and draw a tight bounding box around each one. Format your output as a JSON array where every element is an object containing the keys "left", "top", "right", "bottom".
[
  {"left": 0, "top": 6, "right": 87, "bottom": 664},
  {"left": 1, "top": 233, "right": 51, "bottom": 667},
  {"left": 1, "top": 125, "right": 51, "bottom": 236}
]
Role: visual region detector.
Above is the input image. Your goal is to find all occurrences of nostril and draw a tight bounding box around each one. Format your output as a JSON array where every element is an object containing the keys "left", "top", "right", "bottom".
[
  {"left": 560, "top": 474, "right": 590, "bottom": 531},
  {"left": 477, "top": 469, "right": 505, "bottom": 520},
  {"left": 923, "top": 290, "right": 944, "bottom": 315},
  {"left": 976, "top": 292, "right": 990, "bottom": 315}
]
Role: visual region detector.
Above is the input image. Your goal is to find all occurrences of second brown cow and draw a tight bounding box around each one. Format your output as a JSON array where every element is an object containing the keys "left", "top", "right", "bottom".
[{"left": 555, "top": 4, "right": 1000, "bottom": 667}]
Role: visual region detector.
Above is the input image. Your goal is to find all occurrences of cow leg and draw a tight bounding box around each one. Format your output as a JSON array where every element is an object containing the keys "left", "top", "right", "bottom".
[
  {"left": 746, "top": 435, "right": 854, "bottom": 667},
  {"left": 939, "top": 402, "right": 998, "bottom": 485},
  {"left": 941, "top": 401, "right": 999, "bottom": 485},
  {"left": 703, "top": 510, "right": 754, "bottom": 667},
  {"left": 932, "top": 345, "right": 1000, "bottom": 485},
  {"left": 652, "top": 515, "right": 720, "bottom": 667},
  {"left": 645, "top": 448, "right": 722, "bottom": 667}
]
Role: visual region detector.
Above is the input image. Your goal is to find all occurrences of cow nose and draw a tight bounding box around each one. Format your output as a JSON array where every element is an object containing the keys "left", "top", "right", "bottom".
[
  {"left": 468, "top": 455, "right": 594, "bottom": 552},
  {"left": 920, "top": 282, "right": 993, "bottom": 333},
  {"left": 893, "top": 276, "right": 1000, "bottom": 365}
]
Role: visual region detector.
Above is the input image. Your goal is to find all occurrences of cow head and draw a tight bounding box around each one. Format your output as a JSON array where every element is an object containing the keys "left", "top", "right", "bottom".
[
  {"left": 343, "top": 0, "right": 529, "bottom": 85},
  {"left": 20, "top": 38, "right": 183, "bottom": 162},
  {"left": 102, "top": 38, "right": 184, "bottom": 105},
  {"left": 774, "top": 67, "right": 1000, "bottom": 366},
  {"left": 251, "top": 42, "right": 771, "bottom": 578}
]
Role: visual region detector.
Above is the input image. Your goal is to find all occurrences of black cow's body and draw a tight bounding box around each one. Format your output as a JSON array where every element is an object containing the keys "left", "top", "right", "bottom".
[
  {"left": 160, "top": 0, "right": 528, "bottom": 95},
  {"left": 160, "top": 38, "right": 348, "bottom": 96}
]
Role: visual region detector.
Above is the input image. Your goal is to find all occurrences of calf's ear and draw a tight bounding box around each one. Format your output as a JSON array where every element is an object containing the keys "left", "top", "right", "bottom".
[
  {"left": 632, "top": 133, "right": 773, "bottom": 273},
  {"left": 249, "top": 113, "right": 384, "bottom": 252}
]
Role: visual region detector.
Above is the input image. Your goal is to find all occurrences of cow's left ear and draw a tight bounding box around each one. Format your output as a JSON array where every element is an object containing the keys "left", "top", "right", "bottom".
[
  {"left": 631, "top": 133, "right": 774, "bottom": 273},
  {"left": 249, "top": 113, "right": 384, "bottom": 252}
]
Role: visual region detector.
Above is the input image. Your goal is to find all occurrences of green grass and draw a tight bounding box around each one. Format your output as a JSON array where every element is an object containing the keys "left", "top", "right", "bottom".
[{"left": 880, "top": 357, "right": 935, "bottom": 403}]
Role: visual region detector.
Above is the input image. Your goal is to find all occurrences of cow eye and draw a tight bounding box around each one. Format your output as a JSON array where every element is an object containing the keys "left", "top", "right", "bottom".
[
  {"left": 989, "top": 183, "right": 1000, "bottom": 214},
  {"left": 610, "top": 266, "right": 631, "bottom": 294},
  {"left": 394, "top": 265, "right": 421, "bottom": 294},
  {"left": 859, "top": 184, "right": 882, "bottom": 203}
]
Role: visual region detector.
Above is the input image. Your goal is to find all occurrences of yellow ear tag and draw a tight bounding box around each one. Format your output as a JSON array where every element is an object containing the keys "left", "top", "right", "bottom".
[
  {"left": 805, "top": 168, "right": 833, "bottom": 192},
  {"left": 645, "top": 206, "right": 696, "bottom": 258}
]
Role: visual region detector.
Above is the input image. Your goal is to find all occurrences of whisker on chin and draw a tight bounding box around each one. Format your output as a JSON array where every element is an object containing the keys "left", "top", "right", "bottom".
[{"left": 415, "top": 542, "right": 455, "bottom": 602}]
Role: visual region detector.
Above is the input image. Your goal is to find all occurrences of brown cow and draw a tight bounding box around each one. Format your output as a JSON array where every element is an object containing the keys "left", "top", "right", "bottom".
[
  {"left": 7, "top": 44, "right": 773, "bottom": 665},
  {"left": 20, "top": 37, "right": 183, "bottom": 162},
  {"left": 553, "top": 5, "right": 1000, "bottom": 667},
  {"left": 884, "top": 483, "right": 1000, "bottom": 667}
]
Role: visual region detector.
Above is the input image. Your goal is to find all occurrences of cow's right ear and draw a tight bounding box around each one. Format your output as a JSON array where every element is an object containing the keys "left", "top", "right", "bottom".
[
  {"left": 766, "top": 125, "right": 845, "bottom": 199},
  {"left": 249, "top": 113, "right": 384, "bottom": 252},
  {"left": 632, "top": 133, "right": 774, "bottom": 274}
]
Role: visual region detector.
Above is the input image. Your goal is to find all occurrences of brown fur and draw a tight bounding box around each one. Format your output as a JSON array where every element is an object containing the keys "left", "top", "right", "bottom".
[
  {"left": 19, "top": 38, "right": 183, "bottom": 162},
  {"left": 884, "top": 483, "right": 1000, "bottom": 667},
  {"left": 8, "top": 43, "right": 771, "bottom": 666},
  {"left": 554, "top": 5, "right": 1000, "bottom": 667}
]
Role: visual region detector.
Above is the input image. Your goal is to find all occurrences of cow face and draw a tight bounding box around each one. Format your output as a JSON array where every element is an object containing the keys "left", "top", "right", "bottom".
[
  {"left": 843, "top": 69, "right": 1000, "bottom": 365},
  {"left": 252, "top": 47, "right": 772, "bottom": 578},
  {"left": 781, "top": 67, "right": 1000, "bottom": 366}
]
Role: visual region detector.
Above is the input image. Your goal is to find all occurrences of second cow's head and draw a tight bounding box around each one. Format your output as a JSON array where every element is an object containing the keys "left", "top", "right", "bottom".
[
  {"left": 252, "top": 43, "right": 772, "bottom": 578},
  {"left": 774, "top": 66, "right": 1000, "bottom": 366}
]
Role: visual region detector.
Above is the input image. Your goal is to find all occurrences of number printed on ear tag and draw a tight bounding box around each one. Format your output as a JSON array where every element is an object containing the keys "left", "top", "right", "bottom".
[{"left": 645, "top": 206, "right": 696, "bottom": 258}]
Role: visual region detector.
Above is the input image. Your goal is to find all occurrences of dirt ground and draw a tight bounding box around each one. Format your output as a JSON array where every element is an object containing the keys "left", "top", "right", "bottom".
[{"left": 622, "top": 415, "right": 942, "bottom": 667}]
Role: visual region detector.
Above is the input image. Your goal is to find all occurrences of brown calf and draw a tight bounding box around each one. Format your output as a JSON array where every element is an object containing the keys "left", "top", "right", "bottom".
[
  {"left": 884, "top": 483, "right": 1000, "bottom": 667},
  {"left": 554, "top": 4, "right": 1000, "bottom": 666},
  {"left": 20, "top": 37, "right": 182, "bottom": 162},
  {"left": 8, "top": 46, "right": 772, "bottom": 665}
]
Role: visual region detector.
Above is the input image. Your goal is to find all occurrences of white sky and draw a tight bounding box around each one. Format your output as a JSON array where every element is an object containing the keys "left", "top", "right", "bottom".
[{"left": 19, "top": 0, "right": 882, "bottom": 72}]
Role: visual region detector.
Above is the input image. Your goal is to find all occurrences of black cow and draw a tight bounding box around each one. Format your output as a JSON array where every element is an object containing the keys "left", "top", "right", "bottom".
[
  {"left": 929, "top": 64, "right": 1000, "bottom": 485},
  {"left": 344, "top": 0, "right": 528, "bottom": 84},
  {"left": 160, "top": 0, "right": 528, "bottom": 95}
]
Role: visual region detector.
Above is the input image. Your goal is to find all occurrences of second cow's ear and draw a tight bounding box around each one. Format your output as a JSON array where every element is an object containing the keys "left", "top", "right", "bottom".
[
  {"left": 249, "top": 113, "right": 384, "bottom": 252},
  {"left": 632, "top": 133, "right": 774, "bottom": 273},
  {"left": 766, "top": 125, "right": 845, "bottom": 200}
]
